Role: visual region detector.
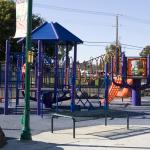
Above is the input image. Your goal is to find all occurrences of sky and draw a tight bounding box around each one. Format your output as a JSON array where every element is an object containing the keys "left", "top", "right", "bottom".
[{"left": 32, "top": 0, "right": 150, "bottom": 62}]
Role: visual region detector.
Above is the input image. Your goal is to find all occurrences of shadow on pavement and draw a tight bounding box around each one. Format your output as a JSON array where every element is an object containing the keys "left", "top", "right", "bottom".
[
  {"left": 2, "top": 139, "right": 64, "bottom": 150},
  {"left": 59, "top": 143, "right": 150, "bottom": 150},
  {"left": 88, "top": 126, "right": 150, "bottom": 140}
]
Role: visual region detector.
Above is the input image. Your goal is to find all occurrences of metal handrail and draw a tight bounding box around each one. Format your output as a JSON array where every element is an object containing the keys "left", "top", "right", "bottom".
[
  {"left": 51, "top": 113, "right": 76, "bottom": 138},
  {"left": 51, "top": 113, "right": 130, "bottom": 138}
]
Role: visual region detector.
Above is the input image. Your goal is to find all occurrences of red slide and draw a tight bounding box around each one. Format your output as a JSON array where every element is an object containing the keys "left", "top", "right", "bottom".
[
  {"left": 107, "top": 77, "right": 122, "bottom": 103},
  {"left": 101, "top": 78, "right": 132, "bottom": 104},
  {"left": 117, "top": 79, "right": 132, "bottom": 97}
]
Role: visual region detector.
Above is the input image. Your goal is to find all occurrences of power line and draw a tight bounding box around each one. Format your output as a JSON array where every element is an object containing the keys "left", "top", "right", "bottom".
[
  {"left": 34, "top": 3, "right": 150, "bottom": 25},
  {"left": 81, "top": 44, "right": 143, "bottom": 51},
  {"left": 122, "top": 47, "right": 142, "bottom": 51},
  {"left": 34, "top": 3, "right": 116, "bottom": 17},
  {"left": 84, "top": 41, "right": 112, "bottom": 44},
  {"left": 121, "top": 14, "right": 150, "bottom": 25},
  {"left": 82, "top": 43, "right": 106, "bottom": 47},
  {"left": 84, "top": 41, "right": 144, "bottom": 49},
  {"left": 33, "top": 3, "right": 149, "bottom": 50},
  {"left": 121, "top": 43, "right": 143, "bottom": 49}
]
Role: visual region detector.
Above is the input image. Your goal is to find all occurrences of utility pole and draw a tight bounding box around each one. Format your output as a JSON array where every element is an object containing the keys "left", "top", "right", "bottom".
[
  {"left": 20, "top": 0, "right": 32, "bottom": 140},
  {"left": 116, "top": 15, "right": 119, "bottom": 47},
  {"left": 115, "top": 15, "right": 119, "bottom": 75}
]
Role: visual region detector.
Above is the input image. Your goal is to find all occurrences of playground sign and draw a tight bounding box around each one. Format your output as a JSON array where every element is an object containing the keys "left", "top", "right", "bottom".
[{"left": 14, "top": 0, "right": 27, "bottom": 38}]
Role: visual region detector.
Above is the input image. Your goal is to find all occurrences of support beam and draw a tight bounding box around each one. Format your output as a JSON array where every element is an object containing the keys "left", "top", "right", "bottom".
[
  {"left": 54, "top": 43, "right": 59, "bottom": 111},
  {"left": 147, "top": 54, "right": 150, "bottom": 82},
  {"left": 4, "top": 40, "right": 10, "bottom": 115},
  {"left": 132, "top": 79, "right": 141, "bottom": 106},
  {"left": 16, "top": 55, "right": 20, "bottom": 106},
  {"left": 21, "top": 43, "right": 25, "bottom": 66},
  {"left": 104, "top": 63, "right": 109, "bottom": 110},
  {"left": 37, "top": 40, "right": 42, "bottom": 115},
  {"left": 71, "top": 44, "right": 77, "bottom": 112}
]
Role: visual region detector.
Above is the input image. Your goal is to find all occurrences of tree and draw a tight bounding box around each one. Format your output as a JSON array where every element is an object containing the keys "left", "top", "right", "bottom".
[
  {"left": 32, "top": 14, "right": 44, "bottom": 30},
  {"left": 44, "top": 43, "right": 73, "bottom": 63},
  {"left": 139, "top": 45, "right": 150, "bottom": 57},
  {"left": 0, "top": 0, "right": 44, "bottom": 61},
  {"left": 104, "top": 43, "right": 121, "bottom": 62},
  {"left": 0, "top": 0, "right": 15, "bottom": 61}
]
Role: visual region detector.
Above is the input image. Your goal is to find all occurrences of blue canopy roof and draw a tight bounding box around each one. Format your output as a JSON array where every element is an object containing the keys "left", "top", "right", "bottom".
[{"left": 19, "top": 22, "right": 83, "bottom": 44}]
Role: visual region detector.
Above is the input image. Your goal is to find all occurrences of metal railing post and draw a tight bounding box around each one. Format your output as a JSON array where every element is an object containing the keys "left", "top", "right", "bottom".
[
  {"left": 105, "top": 111, "right": 107, "bottom": 126},
  {"left": 51, "top": 114, "right": 76, "bottom": 138},
  {"left": 73, "top": 118, "right": 75, "bottom": 138},
  {"left": 51, "top": 116, "right": 54, "bottom": 133},
  {"left": 127, "top": 114, "right": 129, "bottom": 130}
]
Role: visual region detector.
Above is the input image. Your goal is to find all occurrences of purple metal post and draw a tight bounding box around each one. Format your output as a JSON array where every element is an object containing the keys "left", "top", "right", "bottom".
[
  {"left": 35, "top": 57, "right": 38, "bottom": 96},
  {"left": 121, "top": 52, "right": 127, "bottom": 78},
  {"left": 4, "top": 40, "right": 10, "bottom": 115},
  {"left": 16, "top": 55, "right": 20, "bottom": 106},
  {"left": 66, "top": 44, "right": 69, "bottom": 67},
  {"left": 41, "top": 44, "right": 44, "bottom": 88},
  {"left": 54, "top": 43, "right": 59, "bottom": 111},
  {"left": 71, "top": 44, "right": 77, "bottom": 112},
  {"left": 147, "top": 54, "right": 150, "bottom": 82},
  {"left": 104, "top": 63, "right": 109, "bottom": 110},
  {"left": 115, "top": 46, "right": 119, "bottom": 75},
  {"left": 37, "top": 40, "right": 42, "bottom": 115},
  {"left": 21, "top": 43, "right": 25, "bottom": 66},
  {"left": 132, "top": 79, "right": 141, "bottom": 106},
  {"left": 65, "top": 44, "right": 69, "bottom": 87},
  {"left": 121, "top": 52, "right": 128, "bottom": 86}
]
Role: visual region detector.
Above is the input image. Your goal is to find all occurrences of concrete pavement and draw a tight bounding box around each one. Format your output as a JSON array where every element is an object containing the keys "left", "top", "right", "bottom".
[{"left": 2, "top": 125, "right": 150, "bottom": 150}]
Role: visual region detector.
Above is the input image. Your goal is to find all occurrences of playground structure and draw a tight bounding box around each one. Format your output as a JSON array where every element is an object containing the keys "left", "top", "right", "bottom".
[
  {"left": 3, "top": 21, "right": 124, "bottom": 115},
  {"left": 3, "top": 22, "right": 83, "bottom": 115},
  {"left": 109, "top": 52, "right": 150, "bottom": 106},
  {"left": 76, "top": 55, "right": 106, "bottom": 109},
  {"left": 1, "top": 21, "right": 150, "bottom": 116},
  {"left": 78, "top": 50, "right": 150, "bottom": 107}
]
